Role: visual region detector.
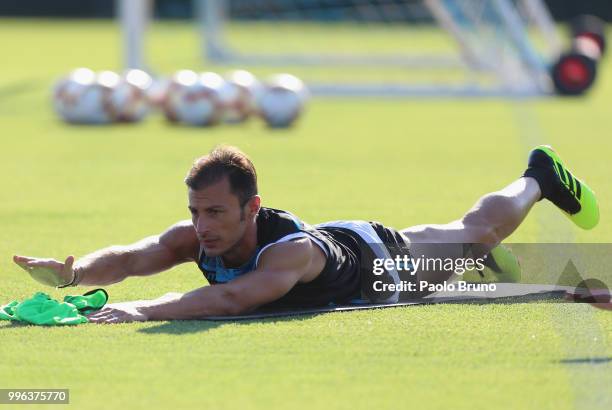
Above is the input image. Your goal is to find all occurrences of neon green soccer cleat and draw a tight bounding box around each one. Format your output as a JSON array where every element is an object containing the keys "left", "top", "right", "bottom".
[
  {"left": 462, "top": 244, "right": 522, "bottom": 284},
  {"left": 523, "top": 145, "right": 599, "bottom": 230}
]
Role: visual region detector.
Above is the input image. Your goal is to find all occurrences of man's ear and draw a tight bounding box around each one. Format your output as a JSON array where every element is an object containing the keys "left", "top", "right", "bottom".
[{"left": 247, "top": 195, "right": 261, "bottom": 218}]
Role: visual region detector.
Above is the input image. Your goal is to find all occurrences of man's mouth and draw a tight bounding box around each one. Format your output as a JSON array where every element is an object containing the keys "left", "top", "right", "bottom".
[{"left": 201, "top": 238, "right": 219, "bottom": 247}]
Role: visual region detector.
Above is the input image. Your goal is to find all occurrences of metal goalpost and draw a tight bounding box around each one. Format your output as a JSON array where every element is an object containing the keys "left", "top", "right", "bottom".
[{"left": 118, "top": 0, "right": 563, "bottom": 97}]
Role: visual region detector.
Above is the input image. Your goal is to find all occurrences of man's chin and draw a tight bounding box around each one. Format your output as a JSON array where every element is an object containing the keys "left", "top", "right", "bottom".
[{"left": 201, "top": 243, "right": 225, "bottom": 257}]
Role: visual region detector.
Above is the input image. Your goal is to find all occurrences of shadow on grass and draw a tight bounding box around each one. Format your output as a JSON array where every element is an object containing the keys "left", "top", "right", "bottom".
[
  {"left": 138, "top": 314, "right": 319, "bottom": 335},
  {"left": 137, "top": 293, "right": 567, "bottom": 335},
  {"left": 138, "top": 320, "right": 225, "bottom": 334},
  {"left": 0, "top": 80, "right": 40, "bottom": 99},
  {"left": 0, "top": 321, "right": 39, "bottom": 329},
  {"left": 430, "top": 292, "right": 567, "bottom": 305},
  {"left": 560, "top": 357, "right": 612, "bottom": 365}
]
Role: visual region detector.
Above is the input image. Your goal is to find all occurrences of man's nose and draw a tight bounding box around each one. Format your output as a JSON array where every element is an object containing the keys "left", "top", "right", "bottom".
[{"left": 195, "top": 216, "right": 211, "bottom": 235}]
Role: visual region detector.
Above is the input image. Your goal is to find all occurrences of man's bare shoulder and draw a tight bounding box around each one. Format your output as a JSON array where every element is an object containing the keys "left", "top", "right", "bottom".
[{"left": 159, "top": 220, "right": 200, "bottom": 262}]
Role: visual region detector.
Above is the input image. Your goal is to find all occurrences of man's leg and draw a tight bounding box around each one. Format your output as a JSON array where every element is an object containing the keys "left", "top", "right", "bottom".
[
  {"left": 400, "top": 145, "right": 599, "bottom": 286},
  {"left": 403, "top": 177, "right": 540, "bottom": 248},
  {"left": 401, "top": 177, "right": 540, "bottom": 285},
  {"left": 403, "top": 177, "right": 540, "bottom": 247}
]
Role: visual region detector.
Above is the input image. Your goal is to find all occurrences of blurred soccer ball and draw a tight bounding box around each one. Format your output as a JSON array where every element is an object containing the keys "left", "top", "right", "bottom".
[
  {"left": 220, "top": 70, "right": 262, "bottom": 123},
  {"left": 109, "top": 69, "right": 153, "bottom": 123},
  {"left": 53, "top": 68, "right": 97, "bottom": 123},
  {"left": 162, "top": 70, "right": 225, "bottom": 126},
  {"left": 258, "top": 74, "right": 308, "bottom": 128},
  {"left": 160, "top": 70, "right": 195, "bottom": 123},
  {"left": 147, "top": 76, "right": 171, "bottom": 110},
  {"left": 53, "top": 69, "right": 122, "bottom": 124}
]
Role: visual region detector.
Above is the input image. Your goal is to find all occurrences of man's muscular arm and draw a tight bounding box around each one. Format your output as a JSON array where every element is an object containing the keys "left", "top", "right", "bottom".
[
  {"left": 86, "top": 238, "right": 325, "bottom": 322},
  {"left": 76, "top": 221, "right": 199, "bottom": 285},
  {"left": 13, "top": 220, "right": 200, "bottom": 287}
]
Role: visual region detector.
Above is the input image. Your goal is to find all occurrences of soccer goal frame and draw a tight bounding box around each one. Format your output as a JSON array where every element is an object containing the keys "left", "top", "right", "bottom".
[{"left": 118, "top": 0, "right": 563, "bottom": 98}]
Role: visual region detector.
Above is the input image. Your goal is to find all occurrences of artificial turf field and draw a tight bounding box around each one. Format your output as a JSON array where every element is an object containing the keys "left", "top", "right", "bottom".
[{"left": 0, "top": 19, "right": 611, "bottom": 410}]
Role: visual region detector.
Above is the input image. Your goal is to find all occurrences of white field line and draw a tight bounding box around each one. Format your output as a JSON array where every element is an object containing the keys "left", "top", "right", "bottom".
[{"left": 511, "top": 102, "right": 611, "bottom": 410}]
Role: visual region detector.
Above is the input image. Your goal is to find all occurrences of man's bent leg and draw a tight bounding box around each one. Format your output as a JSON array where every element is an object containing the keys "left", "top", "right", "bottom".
[
  {"left": 400, "top": 177, "right": 540, "bottom": 285},
  {"left": 398, "top": 145, "right": 599, "bottom": 289}
]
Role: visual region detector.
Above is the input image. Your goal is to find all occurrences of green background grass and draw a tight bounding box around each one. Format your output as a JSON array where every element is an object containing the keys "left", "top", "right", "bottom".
[{"left": 0, "top": 19, "right": 611, "bottom": 410}]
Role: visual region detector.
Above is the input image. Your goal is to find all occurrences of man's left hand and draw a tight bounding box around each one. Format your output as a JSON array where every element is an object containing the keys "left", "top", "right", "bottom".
[{"left": 86, "top": 301, "right": 150, "bottom": 324}]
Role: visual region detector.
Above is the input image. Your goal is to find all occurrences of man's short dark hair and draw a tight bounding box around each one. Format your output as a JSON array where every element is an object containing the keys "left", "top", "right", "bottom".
[{"left": 185, "top": 145, "right": 258, "bottom": 205}]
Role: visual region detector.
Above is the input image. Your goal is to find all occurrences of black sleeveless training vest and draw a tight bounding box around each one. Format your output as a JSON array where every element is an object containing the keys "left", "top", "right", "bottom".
[{"left": 197, "top": 207, "right": 410, "bottom": 308}]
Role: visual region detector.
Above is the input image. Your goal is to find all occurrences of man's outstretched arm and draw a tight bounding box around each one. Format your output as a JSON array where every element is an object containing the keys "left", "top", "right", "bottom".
[
  {"left": 86, "top": 238, "right": 321, "bottom": 323},
  {"left": 13, "top": 220, "right": 200, "bottom": 287}
]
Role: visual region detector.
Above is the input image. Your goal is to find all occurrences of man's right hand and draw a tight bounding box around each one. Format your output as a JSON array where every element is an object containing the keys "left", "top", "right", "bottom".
[{"left": 13, "top": 255, "right": 77, "bottom": 287}]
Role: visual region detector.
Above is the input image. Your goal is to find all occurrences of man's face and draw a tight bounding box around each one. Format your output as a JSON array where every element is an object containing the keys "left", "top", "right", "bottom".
[{"left": 188, "top": 177, "right": 256, "bottom": 257}]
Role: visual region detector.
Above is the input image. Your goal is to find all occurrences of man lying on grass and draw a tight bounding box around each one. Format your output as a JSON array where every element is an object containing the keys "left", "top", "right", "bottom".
[{"left": 13, "top": 145, "right": 599, "bottom": 323}]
